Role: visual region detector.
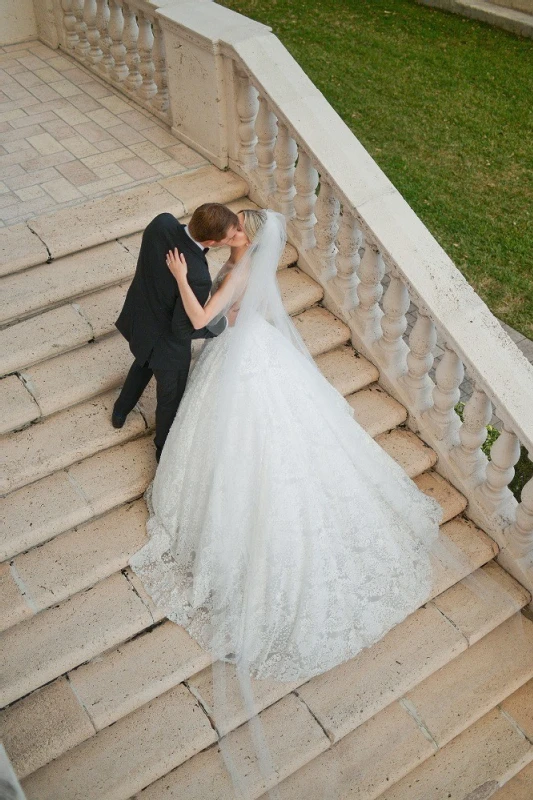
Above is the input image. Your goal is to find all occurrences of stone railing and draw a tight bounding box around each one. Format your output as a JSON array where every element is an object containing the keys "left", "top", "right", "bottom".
[{"left": 32, "top": 1, "right": 533, "bottom": 601}]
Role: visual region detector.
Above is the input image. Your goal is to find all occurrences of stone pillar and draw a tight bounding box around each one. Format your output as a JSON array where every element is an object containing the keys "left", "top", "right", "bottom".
[{"left": 156, "top": 0, "right": 270, "bottom": 169}]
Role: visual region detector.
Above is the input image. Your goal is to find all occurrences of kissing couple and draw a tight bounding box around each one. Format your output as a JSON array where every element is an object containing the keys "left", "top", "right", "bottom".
[{"left": 113, "top": 201, "right": 443, "bottom": 683}]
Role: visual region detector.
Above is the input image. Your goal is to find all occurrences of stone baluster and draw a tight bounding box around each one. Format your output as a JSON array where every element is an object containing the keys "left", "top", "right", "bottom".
[
  {"left": 274, "top": 122, "right": 297, "bottom": 218},
  {"left": 73, "top": 0, "right": 90, "bottom": 57},
  {"left": 61, "top": 0, "right": 79, "bottom": 49},
  {"left": 451, "top": 384, "right": 492, "bottom": 482},
  {"left": 478, "top": 424, "right": 521, "bottom": 508},
  {"left": 426, "top": 345, "right": 464, "bottom": 441},
  {"left": 353, "top": 245, "right": 385, "bottom": 344},
  {"left": 84, "top": 0, "right": 103, "bottom": 64},
  {"left": 96, "top": 0, "right": 114, "bottom": 75},
  {"left": 378, "top": 271, "right": 410, "bottom": 372},
  {"left": 402, "top": 308, "right": 437, "bottom": 413},
  {"left": 334, "top": 208, "right": 361, "bottom": 313},
  {"left": 506, "top": 472, "right": 533, "bottom": 559},
  {"left": 151, "top": 19, "right": 169, "bottom": 114},
  {"left": 254, "top": 96, "right": 277, "bottom": 202},
  {"left": 137, "top": 12, "right": 158, "bottom": 101},
  {"left": 122, "top": 3, "right": 141, "bottom": 91},
  {"left": 236, "top": 69, "right": 259, "bottom": 172},
  {"left": 109, "top": 0, "right": 128, "bottom": 82},
  {"left": 313, "top": 179, "right": 339, "bottom": 281},
  {"left": 294, "top": 149, "right": 319, "bottom": 250}
]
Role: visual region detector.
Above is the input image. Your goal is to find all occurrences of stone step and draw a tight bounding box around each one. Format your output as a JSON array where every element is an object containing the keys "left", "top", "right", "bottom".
[
  {"left": 0, "top": 166, "right": 248, "bottom": 275},
  {"left": 1, "top": 437, "right": 155, "bottom": 562},
  {"left": 0, "top": 375, "right": 40, "bottom": 435},
  {"left": 0, "top": 460, "right": 469, "bottom": 635},
  {"left": 0, "top": 570, "right": 156, "bottom": 708},
  {"left": 347, "top": 385, "right": 407, "bottom": 437},
  {"left": 0, "top": 391, "right": 146, "bottom": 495},
  {"left": 8, "top": 562, "right": 527, "bottom": 798},
  {"left": 256, "top": 612, "right": 533, "bottom": 800},
  {"left": 490, "top": 760, "right": 533, "bottom": 800},
  {"left": 292, "top": 306, "right": 351, "bottom": 357}
]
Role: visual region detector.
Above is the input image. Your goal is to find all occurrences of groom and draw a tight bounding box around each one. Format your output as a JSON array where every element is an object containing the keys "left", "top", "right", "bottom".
[{"left": 112, "top": 202, "right": 240, "bottom": 461}]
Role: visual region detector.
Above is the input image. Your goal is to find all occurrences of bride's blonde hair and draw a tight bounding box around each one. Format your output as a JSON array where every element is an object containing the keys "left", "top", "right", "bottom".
[{"left": 240, "top": 208, "right": 267, "bottom": 243}]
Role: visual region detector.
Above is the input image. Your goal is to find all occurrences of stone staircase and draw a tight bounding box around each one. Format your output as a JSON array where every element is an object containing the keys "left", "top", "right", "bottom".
[{"left": 1, "top": 164, "right": 532, "bottom": 800}]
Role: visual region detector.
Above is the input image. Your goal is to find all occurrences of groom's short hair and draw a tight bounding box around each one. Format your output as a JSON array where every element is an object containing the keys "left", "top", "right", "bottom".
[{"left": 188, "top": 203, "right": 239, "bottom": 242}]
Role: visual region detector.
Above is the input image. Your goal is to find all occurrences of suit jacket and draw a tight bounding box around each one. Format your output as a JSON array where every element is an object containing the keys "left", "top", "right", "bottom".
[{"left": 116, "top": 213, "right": 215, "bottom": 370}]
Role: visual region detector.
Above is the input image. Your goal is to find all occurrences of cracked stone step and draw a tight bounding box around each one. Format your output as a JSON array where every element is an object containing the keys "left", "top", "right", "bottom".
[
  {"left": 24, "top": 690, "right": 327, "bottom": 800},
  {"left": 1, "top": 436, "right": 155, "bottom": 561},
  {"left": 260, "top": 612, "right": 533, "bottom": 800},
  {"left": 0, "top": 241, "right": 136, "bottom": 327},
  {"left": 0, "top": 374, "right": 40, "bottom": 434},
  {"left": 0, "top": 222, "right": 49, "bottom": 278},
  {"left": 0, "top": 571, "right": 155, "bottom": 708},
  {"left": 376, "top": 706, "right": 532, "bottom": 800},
  {"left": 347, "top": 385, "right": 407, "bottom": 437},
  {"left": 0, "top": 391, "right": 146, "bottom": 495},
  {"left": 26, "top": 166, "right": 248, "bottom": 261},
  {"left": 0, "top": 303, "right": 93, "bottom": 377}
]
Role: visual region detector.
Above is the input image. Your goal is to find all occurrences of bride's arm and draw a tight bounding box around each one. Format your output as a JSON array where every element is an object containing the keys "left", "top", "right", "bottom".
[{"left": 167, "top": 247, "right": 234, "bottom": 329}]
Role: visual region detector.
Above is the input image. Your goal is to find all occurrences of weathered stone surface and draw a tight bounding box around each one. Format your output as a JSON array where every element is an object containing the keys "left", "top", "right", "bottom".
[
  {"left": 0, "top": 677, "right": 95, "bottom": 780},
  {"left": 69, "top": 621, "right": 212, "bottom": 731},
  {"left": 29, "top": 181, "right": 185, "bottom": 259},
  {"left": 13, "top": 501, "right": 148, "bottom": 613},
  {"left": 0, "top": 240, "right": 135, "bottom": 325},
  {"left": 277, "top": 267, "right": 323, "bottom": 315},
  {"left": 75, "top": 282, "right": 129, "bottom": 338},
  {"left": 432, "top": 558, "right": 529, "bottom": 644},
  {"left": 22, "top": 333, "right": 132, "bottom": 417},
  {"left": 292, "top": 306, "right": 350, "bottom": 357},
  {"left": 0, "top": 561, "right": 33, "bottom": 633},
  {"left": 500, "top": 677, "right": 533, "bottom": 740},
  {"left": 21, "top": 683, "right": 217, "bottom": 800},
  {"left": 0, "top": 303, "right": 92, "bottom": 376},
  {"left": 1, "top": 391, "right": 145, "bottom": 494},
  {"left": 296, "top": 603, "right": 466, "bottom": 743},
  {"left": 430, "top": 518, "right": 498, "bottom": 597},
  {"left": 0, "top": 572, "right": 153, "bottom": 708},
  {"left": 413, "top": 470, "right": 467, "bottom": 524},
  {"left": 266, "top": 699, "right": 433, "bottom": 800},
  {"left": 377, "top": 708, "right": 532, "bottom": 800},
  {"left": 160, "top": 166, "right": 248, "bottom": 214},
  {"left": 375, "top": 428, "right": 438, "bottom": 478},
  {"left": 489, "top": 760, "right": 533, "bottom": 800},
  {"left": 315, "top": 345, "right": 379, "bottom": 397},
  {"left": 405, "top": 613, "right": 533, "bottom": 747},
  {"left": 347, "top": 385, "right": 407, "bottom": 437},
  {"left": 133, "top": 694, "right": 328, "bottom": 800},
  {"left": 0, "top": 374, "right": 40, "bottom": 434},
  {"left": 0, "top": 222, "right": 49, "bottom": 277}
]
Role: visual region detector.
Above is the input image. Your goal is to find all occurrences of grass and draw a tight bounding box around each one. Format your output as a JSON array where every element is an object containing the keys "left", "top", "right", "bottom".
[{"left": 218, "top": 0, "right": 533, "bottom": 339}]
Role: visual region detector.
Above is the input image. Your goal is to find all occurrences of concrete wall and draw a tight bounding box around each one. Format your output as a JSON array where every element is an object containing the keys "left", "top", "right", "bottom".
[
  {"left": 491, "top": 0, "right": 533, "bottom": 13},
  {"left": 0, "top": 0, "right": 38, "bottom": 45}
]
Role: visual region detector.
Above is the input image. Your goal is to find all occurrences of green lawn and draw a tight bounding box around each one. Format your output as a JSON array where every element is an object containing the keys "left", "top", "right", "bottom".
[{"left": 219, "top": 0, "right": 533, "bottom": 338}]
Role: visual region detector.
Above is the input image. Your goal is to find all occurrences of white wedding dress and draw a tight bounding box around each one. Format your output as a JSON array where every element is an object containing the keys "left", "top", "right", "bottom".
[{"left": 128, "top": 213, "right": 444, "bottom": 685}]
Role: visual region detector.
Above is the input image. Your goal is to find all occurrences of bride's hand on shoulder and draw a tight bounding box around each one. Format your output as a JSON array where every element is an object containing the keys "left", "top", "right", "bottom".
[{"left": 166, "top": 247, "right": 188, "bottom": 283}]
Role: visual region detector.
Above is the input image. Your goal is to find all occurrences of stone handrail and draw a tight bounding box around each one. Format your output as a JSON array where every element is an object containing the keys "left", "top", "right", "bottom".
[{"left": 33, "top": 0, "right": 533, "bottom": 596}]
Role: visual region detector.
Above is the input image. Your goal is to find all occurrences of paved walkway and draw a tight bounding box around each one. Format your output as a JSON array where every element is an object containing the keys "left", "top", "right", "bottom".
[
  {"left": 1, "top": 38, "right": 531, "bottom": 426},
  {"left": 0, "top": 40, "right": 207, "bottom": 226}
]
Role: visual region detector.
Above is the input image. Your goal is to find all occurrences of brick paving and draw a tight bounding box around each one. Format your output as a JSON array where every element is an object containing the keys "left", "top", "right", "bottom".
[{"left": 0, "top": 40, "right": 207, "bottom": 226}]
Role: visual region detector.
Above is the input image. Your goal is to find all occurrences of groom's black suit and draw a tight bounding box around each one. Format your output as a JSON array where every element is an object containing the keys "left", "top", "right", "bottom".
[{"left": 114, "top": 212, "right": 219, "bottom": 460}]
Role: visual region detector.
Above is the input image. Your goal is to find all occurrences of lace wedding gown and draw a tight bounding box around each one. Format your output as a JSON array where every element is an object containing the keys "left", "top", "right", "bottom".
[{"left": 128, "top": 260, "right": 443, "bottom": 683}]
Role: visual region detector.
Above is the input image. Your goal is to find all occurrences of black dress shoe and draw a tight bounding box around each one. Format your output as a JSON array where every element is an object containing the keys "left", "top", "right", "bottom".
[{"left": 111, "top": 410, "right": 127, "bottom": 429}]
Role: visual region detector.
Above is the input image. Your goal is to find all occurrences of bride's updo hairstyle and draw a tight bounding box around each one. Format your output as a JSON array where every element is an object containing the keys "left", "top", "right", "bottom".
[{"left": 240, "top": 208, "right": 267, "bottom": 243}]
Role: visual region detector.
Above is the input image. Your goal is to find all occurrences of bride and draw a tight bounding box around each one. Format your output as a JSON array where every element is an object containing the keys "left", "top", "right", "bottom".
[{"left": 128, "top": 207, "right": 446, "bottom": 684}]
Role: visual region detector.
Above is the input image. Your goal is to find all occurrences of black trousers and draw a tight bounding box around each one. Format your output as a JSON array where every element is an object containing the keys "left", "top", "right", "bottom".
[{"left": 114, "top": 356, "right": 190, "bottom": 460}]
